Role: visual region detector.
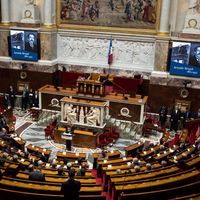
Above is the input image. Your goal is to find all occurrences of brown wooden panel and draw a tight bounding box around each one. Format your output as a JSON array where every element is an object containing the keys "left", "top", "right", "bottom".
[
  {"left": 148, "top": 84, "right": 200, "bottom": 113},
  {"left": 109, "top": 102, "right": 141, "bottom": 122},
  {"left": 73, "top": 132, "right": 99, "bottom": 149},
  {"left": 0, "top": 68, "right": 52, "bottom": 93}
]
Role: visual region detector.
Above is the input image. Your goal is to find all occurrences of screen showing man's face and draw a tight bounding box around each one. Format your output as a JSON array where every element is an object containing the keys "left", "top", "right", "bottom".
[
  {"left": 195, "top": 47, "right": 200, "bottom": 63},
  {"left": 28, "top": 34, "right": 35, "bottom": 46}
]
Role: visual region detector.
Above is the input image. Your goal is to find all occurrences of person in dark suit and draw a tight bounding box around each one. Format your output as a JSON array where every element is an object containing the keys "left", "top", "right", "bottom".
[
  {"left": 8, "top": 85, "right": 15, "bottom": 109},
  {"left": 3, "top": 93, "right": 9, "bottom": 109},
  {"left": 159, "top": 106, "right": 168, "bottom": 128},
  {"left": 194, "top": 108, "right": 200, "bottom": 119},
  {"left": 189, "top": 46, "right": 200, "bottom": 67},
  {"left": 21, "top": 87, "right": 29, "bottom": 111},
  {"left": 52, "top": 69, "right": 61, "bottom": 90},
  {"left": 25, "top": 33, "right": 37, "bottom": 53},
  {"left": 170, "top": 105, "right": 181, "bottom": 132},
  {"left": 61, "top": 169, "right": 81, "bottom": 200},
  {"left": 33, "top": 90, "right": 39, "bottom": 107},
  {"left": 29, "top": 168, "right": 45, "bottom": 182},
  {"left": 183, "top": 107, "right": 193, "bottom": 123}
]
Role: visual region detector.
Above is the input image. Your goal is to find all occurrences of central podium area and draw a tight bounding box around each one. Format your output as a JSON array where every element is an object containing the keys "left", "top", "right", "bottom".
[
  {"left": 54, "top": 127, "right": 101, "bottom": 149},
  {"left": 54, "top": 97, "right": 109, "bottom": 149}
]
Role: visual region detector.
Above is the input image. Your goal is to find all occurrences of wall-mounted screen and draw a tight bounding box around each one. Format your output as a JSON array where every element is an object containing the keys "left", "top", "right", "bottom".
[
  {"left": 10, "top": 30, "right": 39, "bottom": 61},
  {"left": 170, "top": 41, "right": 200, "bottom": 78}
]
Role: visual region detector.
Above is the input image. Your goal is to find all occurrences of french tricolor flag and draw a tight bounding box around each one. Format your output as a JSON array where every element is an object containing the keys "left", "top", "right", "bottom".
[{"left": 108, "top": 39, "right": 113, "bottom": 65}]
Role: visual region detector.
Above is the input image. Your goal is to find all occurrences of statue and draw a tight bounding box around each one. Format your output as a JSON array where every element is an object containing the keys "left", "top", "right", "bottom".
[
  {"left": 86, "top": 107, "right": 100, "bottom": 126},
  {"left": 79, "top": 106, "right": 85, "bottom": 124},
  {"left": 188, "top": 0, "right": 200, "bottom": 10},
  {"left": 65, "top": 104, "right": 77, "bottom": 124}
]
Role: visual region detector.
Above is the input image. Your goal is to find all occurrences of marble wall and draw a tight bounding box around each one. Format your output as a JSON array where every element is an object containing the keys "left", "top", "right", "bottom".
[
  {"left": 40, "top": 29, "right": 57, "bottom": 61},
  {"left": 154, "top": 38, "right": 170, "bottom": 72},
  {"left": 0, "top": 28, "right": 9, "bottom": 57},
  {"left": 150, "top": 76, "right": 200, "bottom": 89}
]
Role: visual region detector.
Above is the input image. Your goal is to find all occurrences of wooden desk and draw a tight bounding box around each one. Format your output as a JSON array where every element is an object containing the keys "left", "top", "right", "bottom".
[
  {"left": 106, "top": 150, "right": 121, "bottom": 159},
  {"left": 125, "top": 142, "right": 144, "bottom": 157},
  {"left": 26, "top": 144, "right": 51, "bottom": 156},
  {"left": 73, "top": 129, "right": 99, "bottom": 149},
  {"left": 12, "top": 136, "right": 26, "bottom": 149},
  {"left": 54, "top": 128, "right": 99, "bottom": 148},
  {"left": 56, "top": 151, "right": 86, "bottom": 160}
]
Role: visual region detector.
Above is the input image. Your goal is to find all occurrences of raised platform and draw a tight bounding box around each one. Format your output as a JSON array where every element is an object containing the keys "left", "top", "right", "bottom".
[{"left": 39, "top": 84, "right": 147, "bottom": 123}]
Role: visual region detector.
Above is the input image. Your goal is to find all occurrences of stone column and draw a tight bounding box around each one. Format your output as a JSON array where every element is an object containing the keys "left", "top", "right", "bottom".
[
  {"left": 158, "top": 0, "right": 171, "bottom": 35},
  {"left": 140, "top": 105, "right": 145, "bottom": 124},
  {"left": 43, "top": 0, "right": 53, "bottom": 26},
  {"left": 61, "top": 102, "right": 64, "bottom": 121},
  {"left": 1, "top": 0, "right": 11, "bottom": 24},
  {"left": 100, "top": 107, "right": 104, "bottom": 127},
  {"left": 39, "top": 91, "right": 42, "bottom": 109}
]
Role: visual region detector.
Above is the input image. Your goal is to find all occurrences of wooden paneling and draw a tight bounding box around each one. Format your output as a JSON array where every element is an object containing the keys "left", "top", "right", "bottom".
[
  {"left": 0, "top": 68, "right": 52, "bottom": 93},
  {"left": 148, "top": 84, "right": 200, "bottom": 113}
]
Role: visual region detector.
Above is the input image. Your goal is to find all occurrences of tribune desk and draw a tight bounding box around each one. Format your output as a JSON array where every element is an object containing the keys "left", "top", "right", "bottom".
[
  {"left": 54, "top": 128, "right": 100, "bottom": 149},
  {"left": 73, "top": 129, "right": 99, "bottom": 149},
  {"left": 39, "top": 85, "right": 148, "bottom": 124}
]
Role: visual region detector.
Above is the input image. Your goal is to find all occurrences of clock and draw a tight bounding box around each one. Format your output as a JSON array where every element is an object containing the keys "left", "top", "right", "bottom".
[
  {"left": 188, "top": 18, "right": 198, "bottom": 28},
  {"left": 20, "top": 71, "right": 27, "bottom": 80},
  {"left": 24, "top": 10, "right": 32, "bottom": 18}
]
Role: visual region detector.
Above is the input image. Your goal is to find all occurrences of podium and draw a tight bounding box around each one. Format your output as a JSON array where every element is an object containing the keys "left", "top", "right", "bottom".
[{"left": 61, "top": 132, "right": 73, "bottom": 151}]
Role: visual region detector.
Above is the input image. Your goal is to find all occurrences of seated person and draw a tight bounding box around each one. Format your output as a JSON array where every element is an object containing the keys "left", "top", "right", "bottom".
[
  {"left": 29, "top": 167, "right": 45, "bottom": 182},
  {"left": 58, "top": 167, "right": 65, "bottom": 176},
  {"left": 77, "top": 167, "right": 86, "bottom": 176},
  {"left": 4, "top": 164, "right": 19, "bottom": 177},
  {"left": 0, "top": 115, "right": 9, "bottom": 132},
  {"left": 0, "top": 127, "right": 13, "bottom": 145}
]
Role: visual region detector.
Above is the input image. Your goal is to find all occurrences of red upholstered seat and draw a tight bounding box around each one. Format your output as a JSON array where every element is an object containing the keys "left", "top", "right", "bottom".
[
  {"left": 44, "top": 125, "right": 55, "bottom": 139},
  {"left": 98, "top": 133, "right": 108, "bottom": 148},
  {"left": 168, "top": 133, "right": 180, "bottom": 148}
]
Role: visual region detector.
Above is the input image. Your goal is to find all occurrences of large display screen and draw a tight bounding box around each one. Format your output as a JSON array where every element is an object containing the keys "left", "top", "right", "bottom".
[
  {"left": 10, "top": 30, "right": 39, "bottom": 61},
  {"left": 170, "top": 41, "right": 200, "bottom": 78}
]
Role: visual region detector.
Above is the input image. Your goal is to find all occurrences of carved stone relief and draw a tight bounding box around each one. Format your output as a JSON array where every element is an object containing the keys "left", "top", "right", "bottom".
[{"left": 57, "top": 34, "right": 155, "bottom": 72}]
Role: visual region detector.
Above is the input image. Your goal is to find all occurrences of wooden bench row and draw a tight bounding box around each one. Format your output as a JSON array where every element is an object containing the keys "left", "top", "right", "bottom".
[
  {"left": 113, "top": 169, "right": 200, "bottom": 200},
  {"left": 120, "top": 180, "right": 200, "bottom": 200},
  {"left": 0, "top": 188, "right": 106, "bottom": 200}
]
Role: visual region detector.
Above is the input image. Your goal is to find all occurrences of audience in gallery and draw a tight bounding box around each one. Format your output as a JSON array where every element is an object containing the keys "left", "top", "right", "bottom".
[{"left": 60, "top": 169, "right": 81, "bottom": 200}]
